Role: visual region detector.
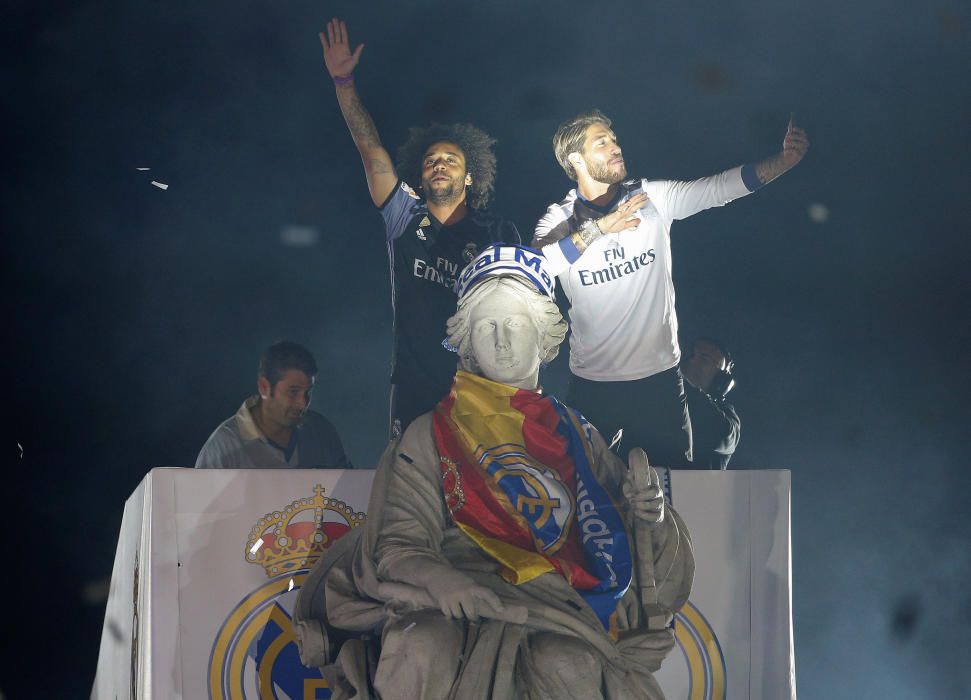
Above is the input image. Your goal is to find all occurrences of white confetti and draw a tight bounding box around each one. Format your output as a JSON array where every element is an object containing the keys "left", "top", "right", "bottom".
[
  {"left": 608, "top": 428, "right": 624, "bottom": 451},
  {"left": 249, "top": 538, "right": 264, "bottom": 554},
  {"left": 18, "top": 442, "right": 23, "bottom": 458},
  {"left": 807, "top": 202, "right": 829, "bottom": 223},
  {"left": 151, "top": 181, "right": 169, "bottom": 190},
  {"left": 288, "top": 578, "right": 295, "bottom": 592},
  {"left": 136, "top": 167, "right": 151, "bottom": 171},
  {"left": 404, "top": 622, "right": 417, "bottom": 633}
]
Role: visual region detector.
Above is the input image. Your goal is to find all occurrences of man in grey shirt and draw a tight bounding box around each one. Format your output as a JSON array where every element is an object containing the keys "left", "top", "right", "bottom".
[{"left": 196, "top": 341, "right": 351, "bottom": 469}]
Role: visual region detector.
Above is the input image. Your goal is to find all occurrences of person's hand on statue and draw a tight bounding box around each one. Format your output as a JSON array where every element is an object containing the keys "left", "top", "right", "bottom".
[
  {"left": 598, "top": 192, "right": 649, "bottom": 234},
  {"left": 425, "top": 569, "right": 506, "bottom": 621},
  {"left": 623, "top": 447, "right": 665, "bottom": 524},
  {"left": 320, "top": 17, "right": 363, "bottom": 79}
]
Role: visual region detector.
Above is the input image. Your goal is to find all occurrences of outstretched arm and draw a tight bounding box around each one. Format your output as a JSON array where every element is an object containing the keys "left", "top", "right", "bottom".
[
  {"left": 647, "top": 116, "right": 810, "bottom": 222},
  {"left": 319, "top": 18, "right": 397, "bottom": 206}
]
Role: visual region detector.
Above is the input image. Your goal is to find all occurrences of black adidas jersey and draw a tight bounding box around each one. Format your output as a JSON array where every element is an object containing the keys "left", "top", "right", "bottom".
[{"left": 380, "top": 179, "right": 521, "bottom": 393}]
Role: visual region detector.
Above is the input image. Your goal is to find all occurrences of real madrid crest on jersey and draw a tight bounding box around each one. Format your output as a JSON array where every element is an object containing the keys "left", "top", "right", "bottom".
[
  {"left": 401, "top": 181, "right": 421, "bottom": 200},
  {"left": 462, "top": 242, "right": 479, "bottom": 263}
]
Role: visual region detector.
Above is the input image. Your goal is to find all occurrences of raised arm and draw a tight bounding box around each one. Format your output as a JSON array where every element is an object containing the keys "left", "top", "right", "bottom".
[{"left": 319, "top": 18, "right": 397, "bottom": 206}]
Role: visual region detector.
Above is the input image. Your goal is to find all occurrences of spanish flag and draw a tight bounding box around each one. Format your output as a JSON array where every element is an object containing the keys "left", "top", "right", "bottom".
[{"left": 434, "top": 371, "right": 632, "bottom": 630}]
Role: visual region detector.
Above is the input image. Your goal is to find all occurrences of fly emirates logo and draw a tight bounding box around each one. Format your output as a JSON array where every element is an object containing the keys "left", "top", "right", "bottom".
[
  {"left": 578, "top": 245, "right": 656, "bottom": 287},
  {"left": 414, "top": 256, "right": 460, "bottom": 291}
]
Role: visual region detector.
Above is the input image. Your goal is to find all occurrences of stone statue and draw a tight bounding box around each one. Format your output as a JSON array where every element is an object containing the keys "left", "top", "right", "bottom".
[{"left": 294, "top": 245, "right": 694, "bottom": 699}]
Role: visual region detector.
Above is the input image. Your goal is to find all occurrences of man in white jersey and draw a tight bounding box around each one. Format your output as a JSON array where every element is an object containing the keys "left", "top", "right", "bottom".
[{"left": 532, "top": 110, "right": 808, "bottom": 466}]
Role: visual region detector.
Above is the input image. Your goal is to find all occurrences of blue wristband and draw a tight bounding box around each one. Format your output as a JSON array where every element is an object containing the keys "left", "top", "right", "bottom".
[{"left": 740, "top": 163, "right": 764, "bottom": 192}]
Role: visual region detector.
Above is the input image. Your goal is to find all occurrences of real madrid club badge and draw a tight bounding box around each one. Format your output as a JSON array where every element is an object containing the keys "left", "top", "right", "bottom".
[
  {"left": 463, "top": 242, "right": 479, "bottom": 263},
  {"left": 402, "top": 182, "right": 421, "bottom": 200},
  {"left": 208, "top": 485, "right": 367, "bottom": 699}
]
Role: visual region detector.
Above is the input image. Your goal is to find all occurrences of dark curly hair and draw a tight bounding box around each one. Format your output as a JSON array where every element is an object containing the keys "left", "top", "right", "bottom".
[{"left": 395, "top": 123, "right": 497, "bottom": 210}]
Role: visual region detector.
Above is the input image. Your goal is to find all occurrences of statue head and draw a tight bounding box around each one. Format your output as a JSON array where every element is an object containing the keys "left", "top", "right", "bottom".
[{"left": 446, "top": 246, "right": 567, "bottom": 390}]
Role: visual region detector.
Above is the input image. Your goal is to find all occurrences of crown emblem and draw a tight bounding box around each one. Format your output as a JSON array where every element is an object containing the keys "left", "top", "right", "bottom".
[{"left": 245, "top": 484, "right": 366, "bottom": 577}]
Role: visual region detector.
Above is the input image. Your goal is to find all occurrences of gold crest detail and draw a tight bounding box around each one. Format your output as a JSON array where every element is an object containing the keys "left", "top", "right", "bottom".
[{"left": 244, "top": 485, "right": 366, "bottom": 577}]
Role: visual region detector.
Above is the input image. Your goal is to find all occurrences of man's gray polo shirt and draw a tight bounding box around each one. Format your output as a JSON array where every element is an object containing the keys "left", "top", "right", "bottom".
[{"left": 195, "top": 396, "right": 351, "bottom": 469}]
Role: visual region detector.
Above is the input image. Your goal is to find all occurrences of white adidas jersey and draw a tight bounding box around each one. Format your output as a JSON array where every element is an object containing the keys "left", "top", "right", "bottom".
[{"left": 534, "top": 167, "right": 753, "bottom": 382}]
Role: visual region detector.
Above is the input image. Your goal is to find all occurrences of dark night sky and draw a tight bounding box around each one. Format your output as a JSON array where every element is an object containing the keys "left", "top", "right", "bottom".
[{"left": 4, "top": 0, "right": 970, "bottom": 697}]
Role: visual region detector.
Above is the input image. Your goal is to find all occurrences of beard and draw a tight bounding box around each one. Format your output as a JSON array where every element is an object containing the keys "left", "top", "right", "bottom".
[
  {"left": 283, "top": 410, "right": 304, "bottom": 427},
  {"left": 586, "top": 158, "right": 627, "bottom": 185},
  {"left": 423, "top": 176, "right": 465, "bottom": 206}
]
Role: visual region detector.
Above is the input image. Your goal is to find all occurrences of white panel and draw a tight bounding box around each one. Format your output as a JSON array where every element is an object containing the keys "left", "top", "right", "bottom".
[
  {"left": 94, "top": 467, "right": 793, "bottom": 700},
  {"left": 90, "top": 478, "right": 146, "bottom": 700}
]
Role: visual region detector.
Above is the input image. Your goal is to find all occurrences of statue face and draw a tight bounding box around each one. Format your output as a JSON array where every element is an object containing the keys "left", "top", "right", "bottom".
[{"left": 468, "top": 287, "right": 541, "bottom": 390}]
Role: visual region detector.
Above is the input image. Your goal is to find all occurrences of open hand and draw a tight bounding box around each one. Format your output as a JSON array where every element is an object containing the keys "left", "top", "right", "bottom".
[
  {"left": 623, "top": 447, "right": 665, "bottom": 524},
  {"left": 782, "top": 114, "right": 809, "bottom": 169},
  {"left": 425, "top": 570, "right": 506, "bottom": 620},
  {"left": 598, "top": 192, "right": 648, "bottom": 234},
  {"left": 319, "top": 17, "right": 363, "bottom": 79}
]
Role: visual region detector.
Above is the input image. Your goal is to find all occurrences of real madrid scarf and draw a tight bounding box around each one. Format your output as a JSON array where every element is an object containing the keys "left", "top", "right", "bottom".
[{"left": 433, "top": 371, "right": 633, "bottom": 630}]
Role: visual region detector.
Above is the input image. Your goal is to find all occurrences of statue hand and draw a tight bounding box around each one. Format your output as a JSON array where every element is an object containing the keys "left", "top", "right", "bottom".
[
  {"left": 425, "top": 570, "right": 505, "bottom": 621},
  {"left": 623, "top": 447, "right": 665, "bottom": 524}
]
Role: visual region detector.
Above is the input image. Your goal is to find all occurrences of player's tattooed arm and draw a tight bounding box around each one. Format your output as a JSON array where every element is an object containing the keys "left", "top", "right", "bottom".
[
  {"left": 320, "top": 18, "right": 397, "bottom": 205},
  {"left": 752, "top": 115, "right": 809, "bottom": 185},
  {"left": 572, "top": 192, "right": 648, "bottom": 251},
  {"left": 337, "top": 86, "right": 393, "bottom": 173}
]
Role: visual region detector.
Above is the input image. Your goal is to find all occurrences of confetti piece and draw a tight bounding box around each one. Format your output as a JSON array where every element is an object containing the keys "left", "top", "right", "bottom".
[
  {"left": 608, "top": 428, "right": 624, "bottom": 451},
  {"left": 288, "top": 579, "right": 295, "bottom": 592},
  {"left": 249, "top": 538, "right": 264, "bottom": 554},
  {"left": 17, "top": 442, "right": 23, "bottom": 458},
  {"left": 136, "top": 167, "right": 151, "bottom": 171},
  {"left": 151, "top": 181, "right": 169, "bottom": 190},
  {"left": 404, "top": 622, "right": 417, "bottom": 632}
]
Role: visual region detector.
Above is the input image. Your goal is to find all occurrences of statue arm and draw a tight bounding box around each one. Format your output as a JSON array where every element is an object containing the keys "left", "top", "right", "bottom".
[
  {"left": 371, "top": 414, "right": 512, "bottom": 620},
  {"left": 372, "top": 417, "right": 452, "bottom": 577},
  {"left": 588, "top": 426, "right": 695, "bottom": 621}
]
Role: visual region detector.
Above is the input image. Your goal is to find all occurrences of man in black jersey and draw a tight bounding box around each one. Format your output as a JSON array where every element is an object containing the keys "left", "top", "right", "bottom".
[{"left": 320, "top": 18, "right": 520, "bottom": 437}]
